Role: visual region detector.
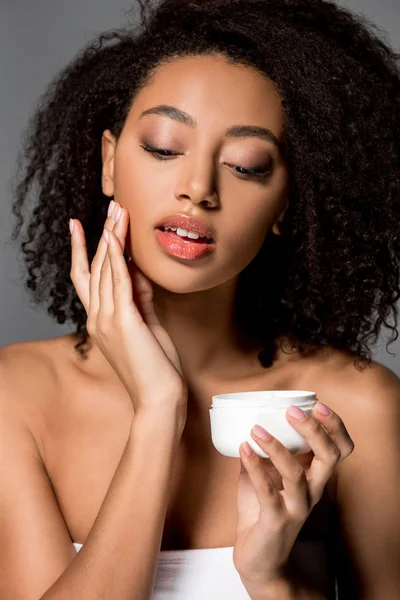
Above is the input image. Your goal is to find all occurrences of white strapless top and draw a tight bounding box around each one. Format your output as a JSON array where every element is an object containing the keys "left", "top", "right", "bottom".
[{"left": 72, "top": 543, "right": 251, "bottom": 598}]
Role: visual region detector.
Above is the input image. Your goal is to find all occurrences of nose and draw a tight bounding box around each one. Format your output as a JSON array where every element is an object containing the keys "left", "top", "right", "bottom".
[{"left": 173, "top": 158, "right": 219, "bottom": 208}]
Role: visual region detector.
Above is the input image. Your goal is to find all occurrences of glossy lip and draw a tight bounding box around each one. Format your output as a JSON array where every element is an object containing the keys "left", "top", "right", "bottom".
[
  {"left": 154, "top": 213, "right": 216, "bottom": 241},
  {"left": 155, "top": 228, "right": 215, "bottom": 261}
]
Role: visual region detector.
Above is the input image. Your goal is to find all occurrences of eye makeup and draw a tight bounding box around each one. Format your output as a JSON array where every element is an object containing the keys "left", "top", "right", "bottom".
[{"left": 139, "top": 142, "right": 273, "bottom": 180}]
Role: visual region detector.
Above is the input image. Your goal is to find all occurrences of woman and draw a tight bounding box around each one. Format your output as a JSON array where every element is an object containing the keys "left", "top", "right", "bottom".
[{"left": 2, "top": 0, "right": 400, "bottom": 598}]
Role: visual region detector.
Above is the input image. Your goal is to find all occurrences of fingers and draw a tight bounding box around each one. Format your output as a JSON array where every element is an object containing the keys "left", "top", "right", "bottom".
[
  {"left": 126, "top": 262, "right": 159, "bottom": 329},
  {"left": 239, "top": 442, "right": 285, "bottom": 517},
  {"left": 102, "top": 200, "right": 129, "bottom": 253},
  {"left": 89, "top": 202, "right": 121, "bottom": 317},
  {"left": 69, "top": 199, "right": 129, "bottom": 322},
  {"left": 311, "top": 402, "right": 355, "bottom": 462},
  {"left": 238, "top": 402, "right": 355, "bottom": 520},
  {"left": 240, "top": 429, "right": 310, "bottom": 522},
  {"left": 106, "top": 228, "right": 144, "bottom": 323},
  {"left": 285, "top": 403, "right": 355, "bottom": 505},
  {"left": 98, "top": 204, "right": 125, "bottom": 317},
  {"left": 69, "top": 218, "right": 90, "bottom": 311}
]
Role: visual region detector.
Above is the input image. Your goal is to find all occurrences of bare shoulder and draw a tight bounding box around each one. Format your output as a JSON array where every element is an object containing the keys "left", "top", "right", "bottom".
[
  {"left": 0, "top": 333, "right": 82, "bottom": 428},
  {"left": 301, "top": 350, "right": 399, "bottom": 516},
  {"left": 0, "top": 333, "right": 130, "bottom": 452},
  {"left": 0, "top": 333, "right": 74, "bottom": 388},
  {"left": 0, "top": 337, "right": 81, "bottom": 596},
  {"left": 315, "top": 355, "right": 400, "bottom": 596},
  {"left": 0, "top": 331, "right": 92, "bottom": 377},
  {"left": 312, "top": 347, "right": 400, "bottom": 482},
  {"left": 1, "top": 335, "right": 57, "bottom": 372},
  {"left": 313, "top": 349, "right": 400, "bottom": 416}
]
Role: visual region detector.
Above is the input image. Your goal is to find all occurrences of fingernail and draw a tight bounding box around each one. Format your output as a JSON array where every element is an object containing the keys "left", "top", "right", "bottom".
[
  {"left": 69, "top": 219, "right": 75, "bottom": 235},
  {"left": 243, "top": 441, "right": 254, "bottom": 456},
  {"left": 103, "top": 230, "right": 110, "bottom": 244},
  {"left": 114, "top": 206, "right": 122, "bottom": 223},
  {"left": 252, "top": 424, "right": 271, "bottom": 440},
  {"left": 107, "top": 200, "right": 115, "bottom": 217},
  {"left": 288, "top": 405, "right": 307, "bottom": 420},
  {"left": 315, "top": 402, "right": 332, "bottom": 416}
]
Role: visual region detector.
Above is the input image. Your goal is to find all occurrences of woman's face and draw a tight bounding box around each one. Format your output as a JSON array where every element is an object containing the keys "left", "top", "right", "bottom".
[{"left": 101, "top": 53, "right": 289, "bottom": 293}]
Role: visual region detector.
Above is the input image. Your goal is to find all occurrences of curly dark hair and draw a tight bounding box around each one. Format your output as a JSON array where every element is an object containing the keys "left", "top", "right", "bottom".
[{"left": 10, "top": 0, "right": 400, "bottom": 370}]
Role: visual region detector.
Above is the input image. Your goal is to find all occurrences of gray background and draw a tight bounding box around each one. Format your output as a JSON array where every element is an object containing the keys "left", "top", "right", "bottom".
[{"left": 1, "top": 0, "right": 399, "bottom": 375}]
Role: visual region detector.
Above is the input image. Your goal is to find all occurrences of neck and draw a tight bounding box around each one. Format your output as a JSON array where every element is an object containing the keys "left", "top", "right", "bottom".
[
  {"left": 151, "top": 275, "right": 262, "bottom": 383},
  {"left": 76, "top": 275, "right": 289, "bottom": 412}
]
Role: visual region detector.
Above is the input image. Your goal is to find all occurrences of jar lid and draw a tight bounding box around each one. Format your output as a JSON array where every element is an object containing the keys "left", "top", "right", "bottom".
[{"left": 211, "top": 390, "right": 316, "bottom": 408}]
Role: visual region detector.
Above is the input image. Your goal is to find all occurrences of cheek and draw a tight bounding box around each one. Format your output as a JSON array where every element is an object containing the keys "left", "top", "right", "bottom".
[
  {"left": 114, "top": 142, "right": 164, "bottom": 203},
  {"left": 114, "top": 155, "right": 160, "bottom": 248},
  {"left": 231, "top": 175, "right": 288, "bottom": 253},
  {"left": 115, "top": 161, "right": 148, "bottom": 203},
  {"left": 226, "top": 207, "right": 272, "bottom": 259}
]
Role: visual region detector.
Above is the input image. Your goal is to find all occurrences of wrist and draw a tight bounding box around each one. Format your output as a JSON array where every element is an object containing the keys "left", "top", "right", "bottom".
[{"left": 131, "top": 405, "right": 186, "bottom": 437}]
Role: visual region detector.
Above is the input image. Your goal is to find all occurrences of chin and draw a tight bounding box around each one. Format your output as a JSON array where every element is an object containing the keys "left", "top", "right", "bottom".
[
  {"left": 129, "top": 235, "right": 237, "bottom": 294},
  {"left": 147, "top": 270, "right": 217, "bottom": 295},
  {"left": 132, "top": 261, "right": 222, "bottom": 295}
]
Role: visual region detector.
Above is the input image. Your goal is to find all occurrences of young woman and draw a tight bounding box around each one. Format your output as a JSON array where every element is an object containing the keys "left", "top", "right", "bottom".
[{"left": 2, "top": 0, "right": 400, "bottom": 598}]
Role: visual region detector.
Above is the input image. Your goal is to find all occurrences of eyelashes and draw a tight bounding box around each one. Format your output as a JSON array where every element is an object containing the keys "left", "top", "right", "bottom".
[{"left": 139, "top": 144, "right": 272, "bottom": 180}]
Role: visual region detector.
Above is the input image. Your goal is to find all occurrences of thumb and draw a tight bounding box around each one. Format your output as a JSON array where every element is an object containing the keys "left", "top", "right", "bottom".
[{"left": 127, "top": 260, "right": 162, "bottom": 329}]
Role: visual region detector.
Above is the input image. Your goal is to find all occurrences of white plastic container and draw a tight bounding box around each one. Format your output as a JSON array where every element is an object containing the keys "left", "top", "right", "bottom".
[{"left": 209, "top": 390, "right": 317, "bottom": 458}]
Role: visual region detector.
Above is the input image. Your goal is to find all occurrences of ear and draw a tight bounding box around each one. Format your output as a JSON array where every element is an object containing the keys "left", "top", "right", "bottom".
[
  {"left": 101, "top": 129, "right": 117, "bottom": 197},
  {"left": 272, "top": 196, "right": 289, "bottom": 235}
]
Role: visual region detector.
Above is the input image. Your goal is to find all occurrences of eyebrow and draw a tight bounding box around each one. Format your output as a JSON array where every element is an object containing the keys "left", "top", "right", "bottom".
[{"left": 138, "top": 104, "right": 285, "bottom": 156}]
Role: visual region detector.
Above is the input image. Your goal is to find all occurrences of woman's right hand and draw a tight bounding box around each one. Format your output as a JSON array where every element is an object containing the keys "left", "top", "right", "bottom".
[{"left": 69, "top": 200, "right": 188, "bottom": 420}]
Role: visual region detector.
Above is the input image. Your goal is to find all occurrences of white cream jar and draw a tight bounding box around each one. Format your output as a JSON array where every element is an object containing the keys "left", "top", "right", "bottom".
[{"left": 209, "top": 390, "right": 317, "bottom": 458}]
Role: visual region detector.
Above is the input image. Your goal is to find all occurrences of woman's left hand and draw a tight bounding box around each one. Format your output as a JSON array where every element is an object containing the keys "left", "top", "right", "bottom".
[{"left": 233, "top": 402, "right": 355, "bottom": 593}]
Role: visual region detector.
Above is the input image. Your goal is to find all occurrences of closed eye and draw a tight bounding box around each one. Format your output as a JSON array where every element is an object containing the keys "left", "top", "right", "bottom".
[
  {"left": 140, "top": 145, "right": 178, "bottom": 159},
  {"left": 139, "top": 144, "right": 272, "bottom": 180}
]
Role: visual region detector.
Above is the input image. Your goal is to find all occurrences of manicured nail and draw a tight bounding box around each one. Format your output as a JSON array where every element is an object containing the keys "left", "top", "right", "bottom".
[
  {"left": 287, "top": 405, "right": 307, "bottom": 420},
  {"left": 243, "top": 441, "right": 254, "bottom": 456},
  {"left": 108, "top": 200, "right": 115, "bottom": 217},
  {"left": 114, "top": 206, "right": 122, "bottom": 223},
  {"left": 69, "top": 219, "right": 75, "bottom": 235},
  {"left": 252, "top": 424, "right": 271, "bottom": 440},
  {"left": 103, "top": 230, "right": 110, "bottom": 244},
  {"left": 315, "top": 402, "right": 332, "bottom": 416}
]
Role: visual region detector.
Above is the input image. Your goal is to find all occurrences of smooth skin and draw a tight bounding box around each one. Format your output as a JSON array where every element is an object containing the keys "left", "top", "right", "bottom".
[
  {"left": 69, "top": 200, "right": 188, "bottom": 414},
  {"left": 100, "top": 54, "right": 291, "bottom": 385},
  {"left": 70, "top": 198, "right": 355, "bottom": 597},
  {"left": 0, "top": 53, "right": 400, "bottom": 599}
]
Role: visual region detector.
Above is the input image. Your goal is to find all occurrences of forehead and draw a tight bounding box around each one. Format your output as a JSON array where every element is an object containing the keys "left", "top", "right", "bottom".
[{"left": 129, "top": 54, "right": 285, "bottom": 138}]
